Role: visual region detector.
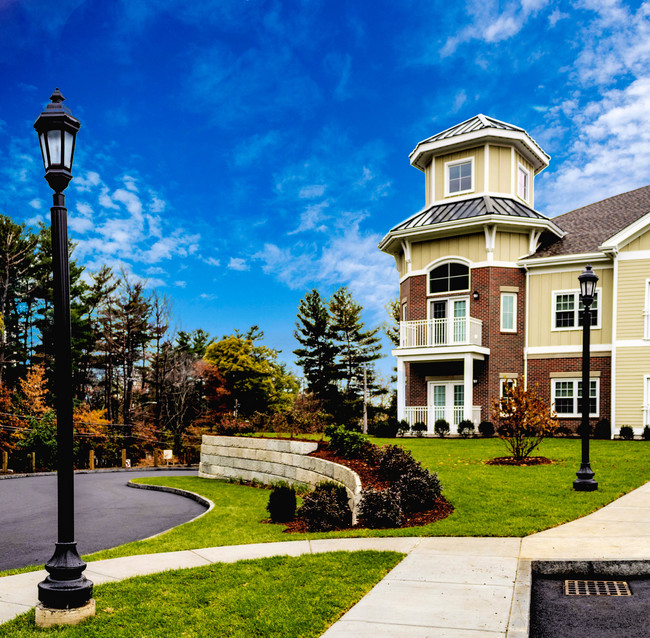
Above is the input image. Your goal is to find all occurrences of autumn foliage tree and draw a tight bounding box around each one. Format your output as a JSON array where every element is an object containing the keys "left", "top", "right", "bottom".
[{"left": 491, "top": 381, "right": 559, "bottom": 461}]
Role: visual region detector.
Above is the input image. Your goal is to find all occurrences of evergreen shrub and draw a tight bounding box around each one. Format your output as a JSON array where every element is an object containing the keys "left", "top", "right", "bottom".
[
  {"left": 266, "top": 482, "right": 297, "bottom": 523},
  {"left": 619, "top": 426, "right": 634, "bottom": 440},
  {"left": 412, "top": 421, "right": 427, "bottom": 437},
  {"left": 358, "top": 488, "right": 403, "bottom": 528},
  {"left": 373, "top": 417, "right": 399, "bottom": 438},
  {"left": 458, "top": 420, "right": 475, "bottom": 438},
  {"left": 327, "top": 425, "right": 370, "bottom": 459},
  {"left": 397, "top": 420, "right": 410, "bottom": 436},
  {"left": 434, "top": 419, "right": 450, "bottom": 437},
  {"left": 643, "top": 426, "right": 650, "bottom": 441},
  {"left": 377, "top": 444, "right": 419, "bottom": 482},
  {"left": 478, "top": 420, "right": 495, "bottom": 437},
  {"left": 394, "top": 466, "right": 442, "bottom": 513},
  {"left": 594, "top": 419, "right": 611, "bottom": 440},
  {"left": 296, "top": 482, "right": 352, "bottom": 531}
]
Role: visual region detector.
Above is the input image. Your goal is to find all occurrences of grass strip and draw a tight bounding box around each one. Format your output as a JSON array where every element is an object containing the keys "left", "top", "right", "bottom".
[{"left": 0, "top": 551, "right": 403, "bottom": 637}]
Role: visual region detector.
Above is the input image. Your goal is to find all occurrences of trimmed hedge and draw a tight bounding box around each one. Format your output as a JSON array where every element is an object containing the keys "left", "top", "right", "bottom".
[
  {"left": 266, "top": 483, "right": 296, "bottom": 523},
  {"left": 296, "top": 481, "right": 352, "bottom": 532}
]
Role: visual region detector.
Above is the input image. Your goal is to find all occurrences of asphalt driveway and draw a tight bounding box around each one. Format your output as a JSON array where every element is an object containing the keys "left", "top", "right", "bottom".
[{"left": 0, "top": 469, "right": 205, "bottom": 571}]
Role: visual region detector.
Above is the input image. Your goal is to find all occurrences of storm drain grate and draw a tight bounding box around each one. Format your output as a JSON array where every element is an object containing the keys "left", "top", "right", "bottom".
[{"left": 564, "top": 580, "right": 632, "bottom": 596}]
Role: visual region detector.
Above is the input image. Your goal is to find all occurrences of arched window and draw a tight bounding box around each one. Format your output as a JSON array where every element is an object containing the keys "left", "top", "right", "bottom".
[{"left": 429, "top": 262, "right": 469, "bottom": 294}]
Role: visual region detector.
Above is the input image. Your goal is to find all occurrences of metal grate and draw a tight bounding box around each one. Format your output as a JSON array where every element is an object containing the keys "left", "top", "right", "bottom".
[{"left": 564, "top": 580, "right": 632, "bottom": 596}]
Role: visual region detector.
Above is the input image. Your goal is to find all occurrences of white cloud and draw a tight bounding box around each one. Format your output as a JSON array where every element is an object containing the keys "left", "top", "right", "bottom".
[
  {"left": 29, "top": 199, "right": 42, "bottom": 210},
  {"left": 228, "top": 257, "right": 249, "bottom": 271},
  {"left": 288, "top": 201, "right": 329, "bottom": 235},
  {"left": 299, "top": 184, "right": 326, "bottom": 199},
  {"left": 202, "top": 256, "right": 221, "bottom": 266},
  {"left": 175, "top": 280, "right": 186, "bottom": 288},
  {"left": 200, "top": 293, "right": 218, "bottom": 300}
]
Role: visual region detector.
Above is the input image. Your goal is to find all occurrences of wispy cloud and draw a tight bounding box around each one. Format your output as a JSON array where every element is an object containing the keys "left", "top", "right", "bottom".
[{"left": 228, "top": 257, "right": 249, "bottom": 271}]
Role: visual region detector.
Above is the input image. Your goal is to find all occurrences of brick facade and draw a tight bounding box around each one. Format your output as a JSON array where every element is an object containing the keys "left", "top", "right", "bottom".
[{"left": 527, "top": 355, "right": 611, "bottom": 431}]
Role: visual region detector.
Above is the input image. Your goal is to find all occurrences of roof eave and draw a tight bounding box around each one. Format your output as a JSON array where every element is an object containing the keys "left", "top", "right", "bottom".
[{"left": 409, "top": 129, "right": 550, "bottom": 174}]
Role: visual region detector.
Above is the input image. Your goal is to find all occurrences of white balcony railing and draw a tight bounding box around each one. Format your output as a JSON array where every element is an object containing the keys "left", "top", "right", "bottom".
[
  {"left": 404, "top": 405, "right": 481, "bottom": 432},
  {"left": 399, "top": 317, "right": 482, "bottom": 348},
  {"left": 644, "top": 405, "right": 650, "bottom": 427}
]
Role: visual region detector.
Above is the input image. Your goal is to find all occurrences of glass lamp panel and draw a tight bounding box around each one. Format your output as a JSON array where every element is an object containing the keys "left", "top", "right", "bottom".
[
  {"left": 38, "top": 133, "right": 48, "bottom": 170},
  {"left": 63, "top": 131, "right": 74, "bottom": 170},
  {"left": 47, "top": 129, "right": 62, "bottom": 165}
]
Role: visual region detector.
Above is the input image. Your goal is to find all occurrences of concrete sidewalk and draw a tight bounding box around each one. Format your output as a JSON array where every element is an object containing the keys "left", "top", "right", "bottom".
[{"left": 1, "top": 480, "right": 649, "bottom": 635}]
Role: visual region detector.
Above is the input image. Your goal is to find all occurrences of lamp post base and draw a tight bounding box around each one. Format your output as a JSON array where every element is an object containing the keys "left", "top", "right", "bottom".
[
  {"left": 38, "top": 542, "right": 93, "bottom": 610},
  {"left": 35, "top": 599, "right": 95, "bottom": 628},
  {"left": 573, "top": 464, "right": 598, "bottom": 491}
]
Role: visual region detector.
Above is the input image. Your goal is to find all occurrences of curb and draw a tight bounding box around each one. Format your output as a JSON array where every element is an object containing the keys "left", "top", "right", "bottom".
[{"left": 0, "top": 466, "right": 198, "bottom": 480}]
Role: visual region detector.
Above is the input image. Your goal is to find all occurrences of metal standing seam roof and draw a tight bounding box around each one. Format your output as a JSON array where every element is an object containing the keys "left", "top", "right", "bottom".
[
  {"left": 419, "top": 114, "right": 525, "bottom": 145},
  {"left": 391, "top": 195, "right": 548, "bottom": 232}
]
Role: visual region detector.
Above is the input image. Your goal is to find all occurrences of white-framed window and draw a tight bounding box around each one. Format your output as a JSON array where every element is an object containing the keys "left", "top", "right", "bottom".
[
  {"left": 445, "top": 157, "right": 474, "bottom": 196},
  {"left": 429, "top": 262, "right": 470, "bottom": 294},
  {"left": 500, "top": 377, "right": 517, "bottom": 397},
  {"left": 552, "top": 378, "right": 599, "bottom": 418},
  {"left": 500, "top": 292, "right": 517, "bottom": 332},
  {"left": 518, "top": 165, "right": 529, "bottom": 201},
  {"left": 553, "top": 291, "right": 600, "bottom": 330},
  {"left": 643, "top": 279, "right": 650, "bottom": 339}
]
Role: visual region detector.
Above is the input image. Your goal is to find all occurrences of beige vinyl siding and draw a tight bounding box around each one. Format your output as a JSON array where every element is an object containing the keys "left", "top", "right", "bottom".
[
  {"left": 396, "top": 252, "right": 406, "bottom": 279},
  {"left": 516, "top": 152, "right": 534, "bottom": 205},
  {"left": 494, "top": 232, "right": 529, "bottom": 262},
  {"left": 616, "top": 259, "right": 650, "bottom": 339},
  {"left": 425, "top": 163, "right": 433, "bottom": 206},
  {"left": 527, "top": 266, "right": 613, "bottom": 348},
  {"left": 434, "top": 147, "right": 484, "bottom": 201},
  {"left": 410, "top": 234, "right": 486, "bottom": 270},
  {"left": 615, "top": 348, "right": 650, "bottom": 429},
  {"left": 488, "top": 145, "right": 511, "bottom": 194},
  {"left": 621, "top": 229, "right": 650, "bottom": 252}
]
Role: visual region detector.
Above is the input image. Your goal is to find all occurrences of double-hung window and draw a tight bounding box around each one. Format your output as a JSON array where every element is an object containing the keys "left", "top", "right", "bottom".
[
  {"left": 500, "top": 293, "right": 517, "bottom": 332},
  {"left": 552, "top": 379, "right": 599, "bottom": 417},
  {"left": 553, "top": 291, "right": 599, "bottom": 329}
]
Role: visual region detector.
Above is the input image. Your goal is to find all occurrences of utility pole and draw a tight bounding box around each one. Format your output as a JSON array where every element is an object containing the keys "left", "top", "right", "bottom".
[{"left": 362, "top": 364, "right": 368, "bottom": 434}]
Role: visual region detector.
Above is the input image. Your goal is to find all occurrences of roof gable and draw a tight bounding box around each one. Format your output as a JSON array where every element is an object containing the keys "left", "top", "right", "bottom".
[{"left": 419, "top": 114, "right": 525, "bottom": 145}]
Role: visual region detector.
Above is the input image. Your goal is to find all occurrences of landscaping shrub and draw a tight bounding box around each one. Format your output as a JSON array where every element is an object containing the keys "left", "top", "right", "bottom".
[
  {"left": 266, "top": 482, "right": 297, "bottom": 523},
  {"left": 377, "top": 444, "right": 420, "bottom": 482},
  {"left": 397, "top": 420, "right": 410, "bottom": 437},
  {"left": 644, "top": 426, "right": 650, "bottom": 441},
  {"left": 326, "top": 425, "right": 370, "bottom": 459},
  {"left": 216, "top": 414, "right": 254, "bottom": 436},
  {"left": 594, "top": 419, "right": 611, "bottom": 440},
  {"left": 373, "top": 417, "right": 399, "bottom": 438},
  {"left": 619, "top": 425, "right": 634, "bottom": 440},
  {"left": 412, "top": 421, "right": 427, "bottom": 437},
  {"left": 434, "top": 419, "right": 450, "bottom": 438},
  {"left": 296, "top": 482, "right": 352, "bottom": 531},
  {"left": 555, "top": 425, "right": 573, "bottom": 437},
  {"left": 358, "top": 488, "right": 403, "bottom": 528},
  {"left": 478, "top": 420, "right": 495, "bottom": 437},
  {"left": 492, "top": 381, "right": 558, "bottom": 461},
  {"left": 458, "top": 420, "right": 475, "bottom": 438},
  {"left": 394, "top": 466, "right": 442, "bottom": 513}
]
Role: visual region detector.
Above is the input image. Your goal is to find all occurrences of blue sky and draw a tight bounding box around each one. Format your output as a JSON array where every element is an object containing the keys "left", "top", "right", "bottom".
[{"left": 1, "top": 0, "right": 649, "bottom": 380}]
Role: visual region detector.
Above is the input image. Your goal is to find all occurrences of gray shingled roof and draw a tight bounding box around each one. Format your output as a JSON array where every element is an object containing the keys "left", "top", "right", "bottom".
[
  {"left": 527, "top": 185, "right": 650, "bottom": 259},
  {"left": 391, "top": 195, "right": 547, "bottom": 232},
  {"left": 419, "top": 114, "right": 524, "bottom": 145}
]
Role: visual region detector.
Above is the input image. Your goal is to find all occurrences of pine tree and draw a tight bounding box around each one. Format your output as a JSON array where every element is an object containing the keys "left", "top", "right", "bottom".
[{"left": 293, "top": 289, "right": 339, "bottom": 409}]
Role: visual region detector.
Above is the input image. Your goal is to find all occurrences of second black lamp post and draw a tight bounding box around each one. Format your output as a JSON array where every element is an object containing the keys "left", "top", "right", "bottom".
[{"left": 573, "top": 264, "right": 599, "bottom": 492}]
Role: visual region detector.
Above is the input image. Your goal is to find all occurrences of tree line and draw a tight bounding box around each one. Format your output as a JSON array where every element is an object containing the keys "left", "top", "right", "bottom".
[{"left": 0, "top": 213, "right": 392, "bottom": 469}]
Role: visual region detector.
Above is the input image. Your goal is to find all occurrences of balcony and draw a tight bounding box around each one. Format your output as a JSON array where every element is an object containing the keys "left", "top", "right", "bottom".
[
  {"left": 404, "top": 405, "right": 482, "bottom": 432},
  {"left": 399, "top": 317, "right": 483, "bottom": 349}
]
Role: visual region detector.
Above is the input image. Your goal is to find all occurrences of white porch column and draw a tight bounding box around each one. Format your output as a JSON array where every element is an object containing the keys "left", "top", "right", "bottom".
[
  {"left": 397, "top": 358, "right": 406, "bottom": 421},
  {"left": 463, "top": 354, "right": 473, "bottom": 425}
]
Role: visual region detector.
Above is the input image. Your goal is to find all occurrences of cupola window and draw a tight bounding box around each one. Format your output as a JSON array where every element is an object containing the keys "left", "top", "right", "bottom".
[{"left": 445, "top": 158, "right": 474, "bottom": 196}]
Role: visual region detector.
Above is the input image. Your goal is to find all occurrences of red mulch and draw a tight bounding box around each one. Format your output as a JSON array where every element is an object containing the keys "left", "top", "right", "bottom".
[
  {"left": 279, "top": 443, "right": 454, "bottom": 533},
  {"left": 485, "top": 456, "right": 553, "bottom": 466}
]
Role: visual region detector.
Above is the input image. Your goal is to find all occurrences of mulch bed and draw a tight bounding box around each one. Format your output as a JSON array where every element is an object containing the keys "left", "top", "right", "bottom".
[
  {"left": 280, "top": 442, "right": 454, "bottom": 533},
  {"left": 485, "top": 456, "right": 553, "bottom": 466}
]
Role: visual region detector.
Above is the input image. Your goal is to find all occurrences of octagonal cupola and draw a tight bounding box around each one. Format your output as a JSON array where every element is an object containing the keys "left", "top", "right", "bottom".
[{"left": 410, "top": 114, "right": 550, "bottom": 209}]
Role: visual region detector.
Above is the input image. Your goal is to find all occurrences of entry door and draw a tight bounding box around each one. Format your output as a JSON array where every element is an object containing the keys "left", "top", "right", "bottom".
[
  {"left": 428, "top": 382, "right": 464, "bottom": 430},
  {"left": 429, "top": 299, "right": 467, "bottom": 345}
]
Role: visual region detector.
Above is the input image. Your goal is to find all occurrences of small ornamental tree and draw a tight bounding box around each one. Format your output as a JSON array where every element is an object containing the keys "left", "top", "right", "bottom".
[{"left": 491, "top": 381, "right": 559, "bottom": 461}]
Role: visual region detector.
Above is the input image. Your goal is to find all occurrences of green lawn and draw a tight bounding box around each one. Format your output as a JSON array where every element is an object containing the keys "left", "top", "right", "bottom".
[
  {"left": 85, "top": 437, "right": 650, "bottom": 563},
  {"left": 0, "top": 551, "right": 404, "bottom": 637}
]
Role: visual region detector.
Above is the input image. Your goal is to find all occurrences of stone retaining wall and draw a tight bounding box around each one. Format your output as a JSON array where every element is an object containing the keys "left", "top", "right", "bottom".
[{"left": 199, "top": 435, "right": 362, "bottom": 523}]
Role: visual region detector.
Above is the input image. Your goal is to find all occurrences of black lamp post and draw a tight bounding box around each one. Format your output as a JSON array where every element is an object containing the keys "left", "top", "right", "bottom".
[
  {"left": 573, "top": 264, "right": 599, "bottom": 492},
  {"left": 34, "top": 89, "right": 94, "bottom": 617}
]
